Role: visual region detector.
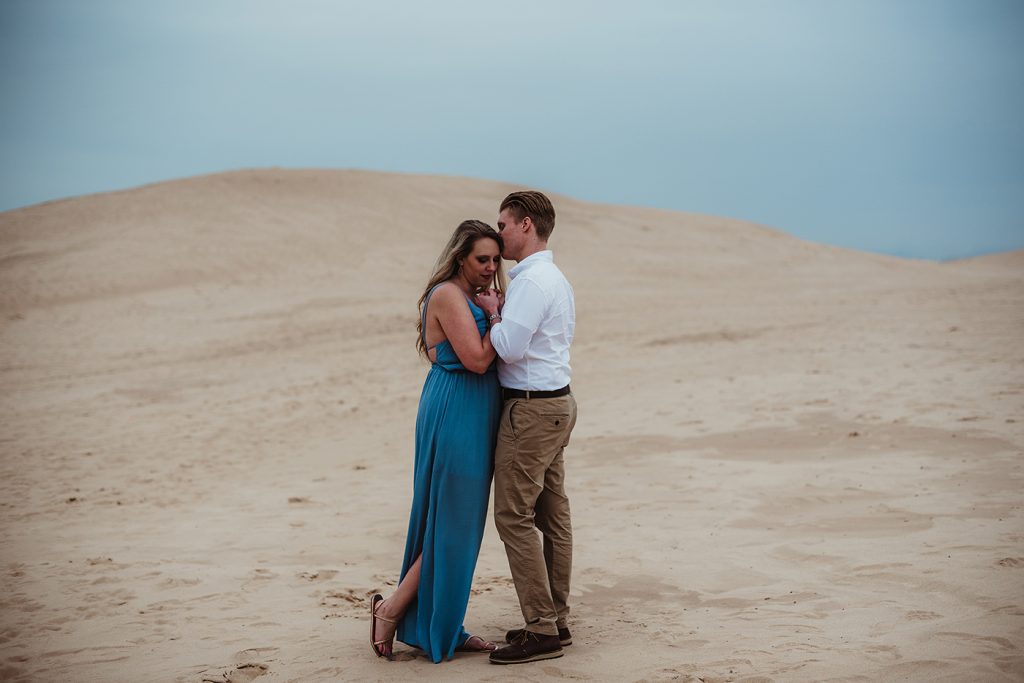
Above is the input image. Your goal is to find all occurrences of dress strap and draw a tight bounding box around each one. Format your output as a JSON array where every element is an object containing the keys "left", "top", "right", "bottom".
[{"left": 421, "top": 283, "right": 445, "bottom": 352}]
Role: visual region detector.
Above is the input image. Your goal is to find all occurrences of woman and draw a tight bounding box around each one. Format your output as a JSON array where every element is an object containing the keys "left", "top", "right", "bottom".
[{"left": 370, "top": 220, "right": 506, "bottom": 662}]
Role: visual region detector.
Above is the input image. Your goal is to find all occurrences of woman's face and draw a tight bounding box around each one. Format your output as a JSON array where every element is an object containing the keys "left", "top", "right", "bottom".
[{"left": 460, "top": 237, "right": 501, "bottom": 290}]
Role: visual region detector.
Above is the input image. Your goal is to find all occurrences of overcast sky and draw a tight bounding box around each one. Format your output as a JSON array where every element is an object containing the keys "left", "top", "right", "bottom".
[{"left": 2, "top": 0, "right": 1022, "bottom": 259}]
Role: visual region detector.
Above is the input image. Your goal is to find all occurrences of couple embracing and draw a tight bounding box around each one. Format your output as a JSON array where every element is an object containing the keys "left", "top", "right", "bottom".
[{"left": 370, "top": 190, "right": 577, "bottom": 665}]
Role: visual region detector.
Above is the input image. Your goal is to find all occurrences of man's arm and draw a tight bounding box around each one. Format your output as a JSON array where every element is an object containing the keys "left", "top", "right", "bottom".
[{"left": 489, "top": 279, "right": 547, "bottom": 363}]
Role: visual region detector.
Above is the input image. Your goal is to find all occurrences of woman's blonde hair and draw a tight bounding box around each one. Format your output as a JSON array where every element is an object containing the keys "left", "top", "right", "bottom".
[{"left": 416, "top": 220, "right": 505, "bottom": 358}]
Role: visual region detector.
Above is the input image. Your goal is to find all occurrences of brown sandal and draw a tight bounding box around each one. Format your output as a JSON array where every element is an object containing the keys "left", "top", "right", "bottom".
[{"left": 370, "top": 594, "right": 398, "bottom": 660}]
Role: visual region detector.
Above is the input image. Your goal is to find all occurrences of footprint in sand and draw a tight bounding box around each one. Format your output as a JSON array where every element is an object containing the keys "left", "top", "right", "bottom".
[
  {"left": 233, "top": 647, "right": 278, "bottom": 661},
  {"left": 371, "top": 573, "right": 397, "bottom": 588},
  {"left": 320, "top": 589, "right": 362, "bottom": 613},
  {"left": 996, "top": 557, "right": 1023, "bottom": 567},
  {"left": 240, "top": 568, "right": 278, "bottom": 591},
  {"left": 158, "top": 577, "right": 202, "bottom": 589},
  {"left": 201, "top": 648, "right": 277, "bottom": 683},
  {"left": 297, "top": 569, "right": 338, "bottom": 582},
  {"left": 201, "top": 663, "right": 268, "bottom": 682},
  {"left": 288, "top": 496, "right": 323, "bottom": 505},
  {"left": 539, "top": 664, "right": 591, "bottom": 679},
  {"left": 905, "top": 610, "right": 942, "bottom": 621}
]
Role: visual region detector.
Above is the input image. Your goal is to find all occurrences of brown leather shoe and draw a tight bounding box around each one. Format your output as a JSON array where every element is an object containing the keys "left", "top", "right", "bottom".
[
  {"left": 489, "top": 631, "right": 563, "bottom": 665},
  {"left": 505, "top": 626, "right": 572, "bottom": 647}
]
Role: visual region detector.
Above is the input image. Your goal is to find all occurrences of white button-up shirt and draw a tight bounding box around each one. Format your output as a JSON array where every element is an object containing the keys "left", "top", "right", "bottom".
[{"left": 490, "top": 250, "right": 576, "bottom": 391}]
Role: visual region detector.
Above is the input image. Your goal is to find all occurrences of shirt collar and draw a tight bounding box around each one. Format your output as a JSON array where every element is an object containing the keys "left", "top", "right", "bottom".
[{"left": 508, "top": 250, "right": 553, "bottom": 280}]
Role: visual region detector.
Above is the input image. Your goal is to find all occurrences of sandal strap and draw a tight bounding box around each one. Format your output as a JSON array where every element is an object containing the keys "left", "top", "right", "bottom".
[{"left": 373, "top": 606, "right": 398, "bottom": 625}]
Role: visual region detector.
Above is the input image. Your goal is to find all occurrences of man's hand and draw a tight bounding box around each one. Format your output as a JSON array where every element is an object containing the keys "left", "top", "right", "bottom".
[{"left": 475, "top": 289, "right": 502, "bottom": 317}]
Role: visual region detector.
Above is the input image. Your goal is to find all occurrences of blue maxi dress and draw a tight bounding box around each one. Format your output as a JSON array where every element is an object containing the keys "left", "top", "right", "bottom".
[{"left": 395, "top": 286, "right": 501, "bottom": 662}]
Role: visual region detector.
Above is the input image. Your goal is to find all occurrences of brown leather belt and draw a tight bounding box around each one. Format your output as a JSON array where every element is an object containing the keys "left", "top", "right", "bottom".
[{"left": 501, "top": 385, "right": 571, "bottom": 400}]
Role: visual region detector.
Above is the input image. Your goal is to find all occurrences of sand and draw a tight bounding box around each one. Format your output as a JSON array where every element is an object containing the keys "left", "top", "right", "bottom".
[{"left": 1, "top": 169, "right": 1022, "bottom": 682}]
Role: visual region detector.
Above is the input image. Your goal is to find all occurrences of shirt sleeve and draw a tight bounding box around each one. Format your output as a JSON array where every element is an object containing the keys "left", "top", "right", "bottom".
[{"left": 490, "top": 277, "right": 547, "bottom": 363}]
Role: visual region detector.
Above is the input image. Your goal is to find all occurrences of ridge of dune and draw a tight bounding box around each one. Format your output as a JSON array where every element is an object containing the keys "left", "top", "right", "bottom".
[
  {"left": 1, "top": 169, "right": 1022, "bottom": 682},
  {"left": 0, "top": 168, "right": 975, "bottom": 312},
  {"left": 949, "top": 249, "right": 1024, "bottom": 270}
]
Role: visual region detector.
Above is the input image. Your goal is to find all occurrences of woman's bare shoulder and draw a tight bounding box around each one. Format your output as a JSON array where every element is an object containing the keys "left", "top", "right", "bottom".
[{"left": 428, "top": 281, "right": 464, "bottom": 307}]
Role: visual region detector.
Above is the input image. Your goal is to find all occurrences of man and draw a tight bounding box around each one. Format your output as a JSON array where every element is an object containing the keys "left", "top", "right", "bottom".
[{"left": 475, "top": 190, "right": 578, "bottom": 665}]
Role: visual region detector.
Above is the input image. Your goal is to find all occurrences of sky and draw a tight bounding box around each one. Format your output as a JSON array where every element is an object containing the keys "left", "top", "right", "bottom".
[{"left": 1, "top": 0, "right": 1023, "bottom": 260}]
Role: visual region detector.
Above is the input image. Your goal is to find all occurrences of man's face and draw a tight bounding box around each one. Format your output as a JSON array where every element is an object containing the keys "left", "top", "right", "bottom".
[{"left": 496, "top": 208, "right": 525, "bottom": 261}]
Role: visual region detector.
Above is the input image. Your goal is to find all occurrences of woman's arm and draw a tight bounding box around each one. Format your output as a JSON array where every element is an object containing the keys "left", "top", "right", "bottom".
[{"left": 428, "top": 284, "right": 496, "bottom": 374}]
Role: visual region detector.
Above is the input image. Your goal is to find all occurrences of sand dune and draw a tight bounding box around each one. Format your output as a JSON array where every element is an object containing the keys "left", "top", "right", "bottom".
[{"left": 1, "top": 169, "right": 1022, "bottom": 682}]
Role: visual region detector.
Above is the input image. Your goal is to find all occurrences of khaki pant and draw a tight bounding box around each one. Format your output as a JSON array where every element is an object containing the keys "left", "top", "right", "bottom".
[{"left": 493, "top": 393, "right": 578, "bottom": 636}]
